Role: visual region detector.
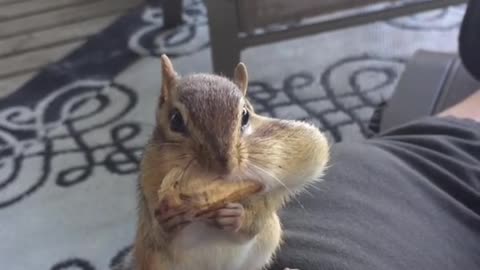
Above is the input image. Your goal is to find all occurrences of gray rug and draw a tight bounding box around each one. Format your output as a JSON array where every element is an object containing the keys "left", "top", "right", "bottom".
[{"left": 0, "top": 1, "right": 465, "bottom": 269}]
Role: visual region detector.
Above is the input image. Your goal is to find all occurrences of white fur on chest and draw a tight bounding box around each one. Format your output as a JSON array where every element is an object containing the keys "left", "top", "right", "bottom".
[{"left": 169, "top": 222, "right": 259, "bottom": 270}]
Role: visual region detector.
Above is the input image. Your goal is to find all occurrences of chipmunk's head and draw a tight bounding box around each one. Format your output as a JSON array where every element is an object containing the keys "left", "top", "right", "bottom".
[
  {"left": 153, "top": 55, "right": 329, "bottom": 192},
  {"left": 154, "top": 55, "right": 251, "bottom": 176}
]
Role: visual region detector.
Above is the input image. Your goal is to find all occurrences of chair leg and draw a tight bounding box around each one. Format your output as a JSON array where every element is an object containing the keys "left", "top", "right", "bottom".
[
  {"left": 205, "top": 0, "right": 241, "bottom": 78},
  {"left": 163, "top": 0, "right": 183, "bottom": 29}
]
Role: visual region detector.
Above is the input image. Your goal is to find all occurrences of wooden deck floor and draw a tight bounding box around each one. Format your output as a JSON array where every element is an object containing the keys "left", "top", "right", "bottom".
[{"left": 0, "top": 0, "right": 142, "bottom": 98}]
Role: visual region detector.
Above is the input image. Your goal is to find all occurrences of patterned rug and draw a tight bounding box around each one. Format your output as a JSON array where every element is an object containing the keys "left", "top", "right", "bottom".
[{"left": 0, "top": 1, "right": 466, "bottom": 269}]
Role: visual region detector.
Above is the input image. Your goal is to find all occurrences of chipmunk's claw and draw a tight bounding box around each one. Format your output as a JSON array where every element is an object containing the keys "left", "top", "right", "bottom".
[{"left": 205, "top": 203, "right": 245, "bottom": 232}]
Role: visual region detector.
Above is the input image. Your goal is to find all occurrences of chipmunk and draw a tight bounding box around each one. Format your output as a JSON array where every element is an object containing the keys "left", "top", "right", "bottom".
[{"left": 132, "top": 55, "right": 330, "bottom": 270}]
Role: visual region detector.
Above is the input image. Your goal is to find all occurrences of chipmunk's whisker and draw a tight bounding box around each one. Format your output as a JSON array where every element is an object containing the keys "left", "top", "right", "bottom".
[
  {"left": 248, "top": 162, "right": 291, "bottom": 194},
  {"left": 305, "top": 181, "right": 323, "bottom": 192},
  {"left": 301, "top": 186, "right": 315, "bottom": 198},
  {"left": 248, "top": 162, "right": 308, "bottom": 213},
  {"left": 247, "top": 150, "right": 269, "bottom": 155},
  {"left": 179, "top": 157, "right": 195, "bottom": 182},
  {"left": 248, "top": 162, "right": 285, "bottom": 189},
  {"left": 246, "top": 146, "right": 276, "bottom": 156},
  {"left": 248, "top": 155, "right": 269, "bottom": 163},
  {"left": 237, "top": 144, "right": 248, "bottom": 161}
]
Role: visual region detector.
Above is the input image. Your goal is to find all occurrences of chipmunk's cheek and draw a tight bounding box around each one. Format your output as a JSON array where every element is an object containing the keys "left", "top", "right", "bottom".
[
  {"left": 248, "top": 177, "right": 275, "bottom": 193},
  {"left": 254, "top": 181, "right": 272, "bottom": 192}
]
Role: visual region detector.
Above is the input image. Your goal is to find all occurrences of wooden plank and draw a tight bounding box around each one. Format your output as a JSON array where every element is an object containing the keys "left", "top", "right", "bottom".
[
  {"left": 0, "top": 0, "right": 142, "bottom": 39},
  {"left": 0, "top": 72, "right": 35, "bottom": 98},
  {"left": 0, "top": 41, "right": 84, "bottom": 79},
  {"left": 0, "top": 15, "right": 118, "bottom": 57},
  {"left": 0, "top": 0, "right": 96, "bottom": 22}
]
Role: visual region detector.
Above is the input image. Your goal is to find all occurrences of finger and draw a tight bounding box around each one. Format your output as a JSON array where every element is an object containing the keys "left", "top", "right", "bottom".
[
  {"left": 220, "top": 224, "right": 241, "bottom": 232},
  {"left": 154, "top": 202, "right": 165, "bottom": 217},
  {"left": 156, "top": 198, "right": 172, "bottom": 212},
  {"left": 216, "top": 207, "right": 244, "bottom": 218},
  {"left": 224, "top": 203, "right": 243, "bottom": 210},
  {"left": 164, "top": 207, "right": 190, "bottom": 221},
  {"left": 156, "top": 209, "right": 188, "bottom": 223},
  {"left": 216, "top": 216, "right": 242, "bottom": 227}
]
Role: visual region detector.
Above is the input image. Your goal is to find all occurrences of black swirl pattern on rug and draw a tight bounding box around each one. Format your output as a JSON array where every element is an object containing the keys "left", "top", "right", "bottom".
[
  {"left": 110, "top": 245, "right": 134, "bottom": 270},
  {"left": 128, "top": 0, "right": 209, "bottom": 57},
  {"left": 249, "top": 55, "right": 406, "bottom": 142},
  {"left": 51, "top": 245, "right": 134, "bottom": 270},
  {"left": 0, "top": 82, "right": 144, "bottom": 209},
  {"left": 51, "top": 258, "right": 95, "bottom": 270},
  {"left": 0, "top": 1, "right": 208, "bottom": 111}
]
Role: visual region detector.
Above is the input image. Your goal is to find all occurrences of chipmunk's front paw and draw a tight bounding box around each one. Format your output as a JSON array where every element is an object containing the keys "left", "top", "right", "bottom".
[
  {"left": 204, "top": 203, "right": 245, "bottom": 232},
  {"left": 154, "top": 200, "right": 195, "bottom": 235}
]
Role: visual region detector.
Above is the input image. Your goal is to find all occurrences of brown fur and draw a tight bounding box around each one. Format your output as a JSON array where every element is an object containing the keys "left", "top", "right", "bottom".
[
  {"left": 177, "top": 74, "right": 242, "bottom": 171},
  {"left": 133, "top": 55, "right": 330, "bottom": 270}
]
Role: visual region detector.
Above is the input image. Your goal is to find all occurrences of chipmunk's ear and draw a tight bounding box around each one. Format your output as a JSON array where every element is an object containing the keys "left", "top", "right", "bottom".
[
  {"left": 234, "top": 62, "right": 248, "bottom": 96},
  {"left": 160, "top": 54, "right": 178, "bottom": 103}
]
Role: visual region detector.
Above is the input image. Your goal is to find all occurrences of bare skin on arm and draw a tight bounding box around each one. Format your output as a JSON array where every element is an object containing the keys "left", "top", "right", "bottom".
[{"left": 438, "top": 90, "right": 480, "bottom": 121}]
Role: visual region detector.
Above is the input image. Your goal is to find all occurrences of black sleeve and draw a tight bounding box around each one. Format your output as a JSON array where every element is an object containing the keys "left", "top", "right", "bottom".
[
  {"left": 269, "top": 117, "right": 480, "bottom": 270},
  {"left": 459, "top": 0, "right": 480, "bottom": 80}
]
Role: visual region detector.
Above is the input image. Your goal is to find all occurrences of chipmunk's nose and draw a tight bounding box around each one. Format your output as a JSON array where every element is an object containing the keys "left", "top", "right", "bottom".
[{"left": 215, "top": 154, "right": 235, "bottom": 175}]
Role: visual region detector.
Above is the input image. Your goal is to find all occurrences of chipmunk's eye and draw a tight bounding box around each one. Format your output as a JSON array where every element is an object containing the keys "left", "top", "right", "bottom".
[
  {"left": 241, "top": 108, "right": 250, "bottom": 128},
  {"left": 170, "top": 109, "right": 186, "bottom": 134}
]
